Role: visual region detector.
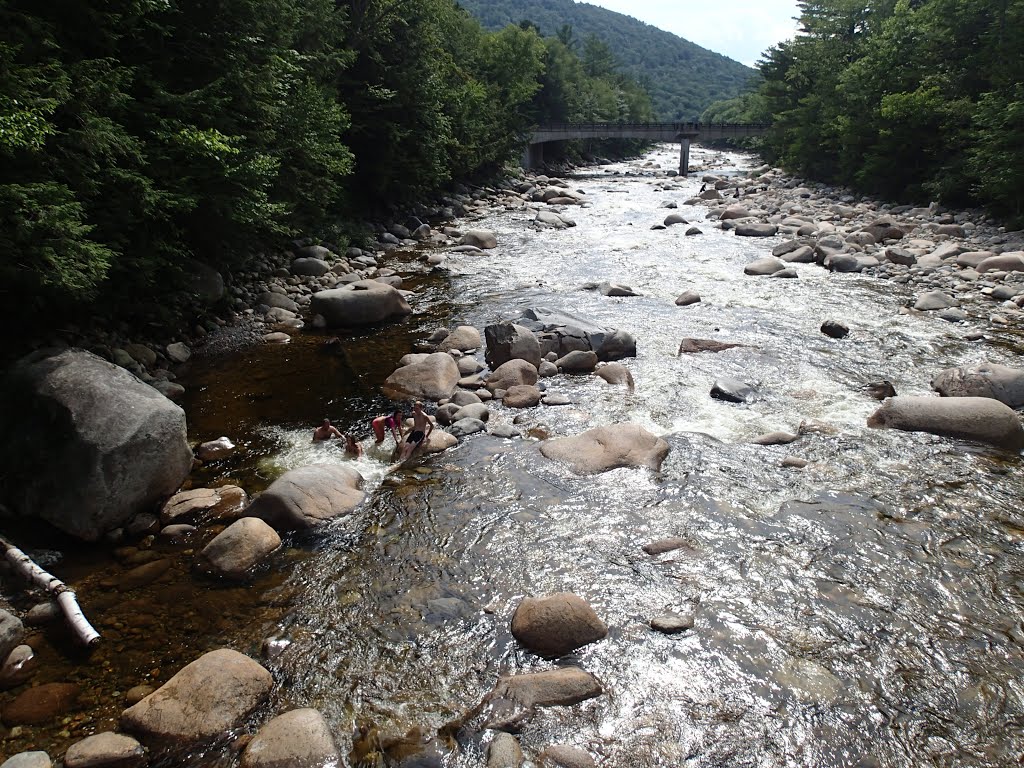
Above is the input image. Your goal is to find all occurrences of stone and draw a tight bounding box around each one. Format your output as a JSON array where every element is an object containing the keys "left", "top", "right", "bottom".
[
  {"left": 160, "top": 524, "right": 195, "bottom": 539},
  {"left": 262, "top": 332, "right": 291, "bottom": 344},
  {"left": 240, "top": 708, "right": 339, "bottom": 768},
  {"left": 539, "top": 746, "right": 596, "bottom": 768},
  {"left": 931, "top": 362, "right": 1024, "bottom": 409},
  {"left": 0, "top": 350, "right": 192, "bottom": 541},
  {"left": 594, "top": 363, "right": 634, "bottom": 390},
  {"left": 824, "top": 253, "right": 861, "bottom": 272},
  {"left": 487, "top": 733, "right": 523, "bottom": 768},
  {"left": 123, "top": 343, "right": 157, "bottom": 368},
  {"left": 914, "top": 291, "right": 958, "bottom": 311},
  {"left": 719, "top": 204, "right": 751, "bottom": 221},
  {"left": 867, "top": 396, "right": 1024, "bottom": 450},
  {"left": 256, "top": 292, "right": 299, "bottom": 312},
  {"left": 196, "top": 436, "right": 235, "bottom": 461},
  {"left": 457, "top": 356, "right": 483, "bottom": 376},
  {"left": 198, "top": 518, "right": 281, "bottom": 579},
  {"left": 542, "top": 393, "right": 572, "bottom": 406},
  {"left": 598, "top": 281, "right": 640, "bottom": 297},
  {"left": 488, "top": 424, "right": 521, "bottom": 439},
  {"left": 781, "top": 456, "right": 809, "bottom": 468},
  {"left": 460, "top": 230, "right": 498, "bottom": 249},
  {"left": 165, "top": 342, "right": 191, "bottom": 364},
  {"left": 685, "top": 227, "right": 702, "bottom": 236},
  {"left": 421, "top": 430, "right": 458, "bottom": 454},
  {"left": 735, "top": 223, "right": 779, "bottom": 237},
  {"left": 160, "top": 488, "right": 220, "bottom": 525},
  {"left": 674, "top": 291, "right": 701, "bottom": 306},
  {"left": 555, "top": 351, "right": 598, "bottom": 373},
  {"left": 511, "top": 593, "right": 608, "bottom": 658},
  {"left": 64, "top": 733, "right": 146, "bottom": 768},
  {"left": 540, "top": 423, "right": 669, "bottom": 474},
  {"left": 485, "top": 323, "right": 542, "bottom": 370},
  {"left": 750, "top": 431, "right": 800, "bottom": 445},
  {"left": 438, "top": 326, "right": 482, "bottom": 353},
  {"left": 781, "top": 245, "right": 815, "bottom": 263},
  {"left": 290, "top": 257, "right": 330, "bottom": 277},
  {"left": 487, "top": 359, "right": 539, "bottom": 392},
  {"left": 2, "top": 682, "right": 80, "bottom": 725},
  {"left": 453, "top": 402, "right": 489, "bottom": 422},
  {"left": 449, "top": 418, "right": 486, "bottom": 437},
  {"left": 503, "top": 385, "right": 542, "bottom": 408},
  {"left": 244, "top": 465, "right": 365, "bottom": 531},
  {"left": 383, "top": 353, "right": 461, "bottom": 401},
  {"left": 642, "top": 537, "right": 691, "bottom": 556},
  {"left": 820, "top": 320, "right": 849, "bottom": 338},
  {"left": 24, "top": 603, "right": 60, "bottom": 626},
  {"left": 711, "top": 377, "right": 753, "bottom": 403},
  {"left": 0, "top": 610, "right": 24, "bottom": 662},
  {"left": 121, "top": 649, "right": 273, "bottom": 750},
  {"left": 595, "top": 330, "right": 636, "bottom": 361},
  {"left": 125, "top": 686, "right": 155, "bottom": 707},
  {"left": 310, "top": 281, "right": 412, "bottom": 327},
  {"left": 885, "top": 247, "right": 917, "bottom": 266},
  {"left": 650, "top": 613, "right": 694, "bottom": 634},
  {"left": 0, "top": 646, "right": 36, "bottom": 689},
  {"left": 677, "top": 338, "right": 742, "bottom": 354},
  {"left": 663, "top": 213, "right": 688, "bottom": 226},
  {"left": 0, "top": 753, "right": 51, "bottom": 768},
  {"left": 977, "top": 253, "right": 1024, "bottom": 273},
  {"left": 117, "top": 559, "right": 172, "bottom": 591},
  {"left": 744, "top": 257, "right": 786, "bottom": 276},
  {"left": 481, "top": 668, "right": 602, "bottom": 731},
  {"left": 864, "top": 380, "right": 897, "bottom": 400}
]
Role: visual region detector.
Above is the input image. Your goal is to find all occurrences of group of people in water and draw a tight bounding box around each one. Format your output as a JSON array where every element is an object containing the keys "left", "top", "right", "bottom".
[{"left": 312, "top": 401, "right": 434, "bottom": 464}]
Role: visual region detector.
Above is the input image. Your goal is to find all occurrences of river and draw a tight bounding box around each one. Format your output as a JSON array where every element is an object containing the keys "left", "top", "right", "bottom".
[{"left": 11, "top": 145, "right": 1024, "bottom": 767}]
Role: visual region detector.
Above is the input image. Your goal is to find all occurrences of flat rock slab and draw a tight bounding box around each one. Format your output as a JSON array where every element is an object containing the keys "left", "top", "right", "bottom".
[
  {"left": 677, "top": 338, "right": 743, "bottom": 354},
  {"left": 244, "top": 465, "right": 365, "bottom": 530},
  {"left": 482, "top": 668, "right": 603, "bottom": 731},
  {"left": 64, "top": 732, "right": 146, "bottom": 768},
  {"left": 121, "top": 649, "right": 272, "bottom": 750},
  {"left": 540, "top": 424, "right": 669, "bottom": 474}
]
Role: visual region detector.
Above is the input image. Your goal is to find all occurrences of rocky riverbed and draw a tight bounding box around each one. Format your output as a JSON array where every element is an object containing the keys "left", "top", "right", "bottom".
[{"left": 2, "top": 143, "right": 1024, "bottom": 767}]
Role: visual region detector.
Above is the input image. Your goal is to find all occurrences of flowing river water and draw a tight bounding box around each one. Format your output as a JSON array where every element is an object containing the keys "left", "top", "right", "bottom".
[{"left": 7, "top": 145, "right": 1024, "bottom": 767}]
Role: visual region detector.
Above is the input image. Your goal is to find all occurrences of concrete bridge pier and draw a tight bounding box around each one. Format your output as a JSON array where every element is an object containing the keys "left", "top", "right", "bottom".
[
  {"left": 522, "top": 142, "right": 544, "bottom": 169},
  {"left": 679, "top": 138, "right": 691, "bottom": 176}
]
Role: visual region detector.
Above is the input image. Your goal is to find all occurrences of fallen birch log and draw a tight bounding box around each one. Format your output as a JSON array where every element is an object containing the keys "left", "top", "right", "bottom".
[{"left": 0, "top": 535, "right": 101, "bottom": 646}]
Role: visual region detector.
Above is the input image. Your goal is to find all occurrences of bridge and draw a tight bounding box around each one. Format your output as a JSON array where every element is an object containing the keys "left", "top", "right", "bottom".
[{"left": 523, "top": 122, "right": 770, "bottom": 175}]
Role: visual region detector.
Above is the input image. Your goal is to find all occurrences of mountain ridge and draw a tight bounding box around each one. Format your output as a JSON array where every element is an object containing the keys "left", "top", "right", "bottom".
[{"left": 457, "top": 0, "right": 757, "bottom": 120}]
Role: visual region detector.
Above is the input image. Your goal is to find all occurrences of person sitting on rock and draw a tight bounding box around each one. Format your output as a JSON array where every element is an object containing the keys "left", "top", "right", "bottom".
[
  {"left": 371, "top": 409, "right": 404, "bottom": 444},
  {"left": 698, "top": 182, "right": 707, "bottom": 193},
  {"left": 344, "top": 433, "right": 363, "bottom": 458},
  {"left": 313, "top": 419, "right": 343, "bottom": 442},
  {"left": 397, "top": 402, "right": 433, "bottom": 462}
]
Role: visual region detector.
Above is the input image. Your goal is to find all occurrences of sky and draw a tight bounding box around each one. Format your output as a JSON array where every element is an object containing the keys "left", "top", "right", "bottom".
[{"left": 582, "top": 0, "right": 802, "bottom": 67}]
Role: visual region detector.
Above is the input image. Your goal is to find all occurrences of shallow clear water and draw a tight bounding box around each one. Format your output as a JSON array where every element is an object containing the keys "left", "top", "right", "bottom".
[{"left": 9, "top": 145, "right": 1023, "bottom": 767}]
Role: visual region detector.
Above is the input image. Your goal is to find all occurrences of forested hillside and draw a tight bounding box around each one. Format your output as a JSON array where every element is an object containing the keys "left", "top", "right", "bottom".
[
  {"left": 712, "top": 0, "right": 1024, "bottom": 225},
  {"left": 457, "top": 0, "right": 756, "bottom": 120},
  {"left": 0, "top": 0, "right": 652, "bottom": 335}
]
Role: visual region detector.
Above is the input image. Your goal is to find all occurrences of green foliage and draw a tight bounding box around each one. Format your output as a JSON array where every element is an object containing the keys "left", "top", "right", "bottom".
[
  {"left": 457, "top": 0, "right": 755, "bottom": 119},
  {"left": 754, "top": 0, "right": 1024, "bottom": 224}
]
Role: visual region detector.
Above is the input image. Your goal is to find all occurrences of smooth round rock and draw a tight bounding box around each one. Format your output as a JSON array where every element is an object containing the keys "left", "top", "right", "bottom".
[
  {"left": 511, "top": 593, "right": 609, "bottom": 658},
  {"left": 650, "top": 613, "right": 695, "bottom": 634},
  {"left": 240, "top": 708, "right": 339, "bottom": 768},
  {"left": 64, "top": 732, "right": 146, "bottom": 768}
]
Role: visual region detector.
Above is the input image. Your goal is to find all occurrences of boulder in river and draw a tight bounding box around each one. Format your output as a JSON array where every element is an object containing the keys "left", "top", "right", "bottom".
[
  {"left": 820, "top": 320, "right": 849, "bottom": 338},
  {"left": 555, "top": 350, "right": 598, "bottom": 373},
  {"left": 744, "top": 257, "right": 786, "bottom": 276},
  {"left": 487, "top": 359, "right": 539, "bottom": 392},
  {"left": 711, "top": 377, "right": 754, "bottom": 403},
  {"left": 503, "top": 385, "right": 542, "bottom": 408},
  {"left": 977, "top": 253, "right": 1024, "bottom": 273},
  {"left": 594, "top": 363, "right": 635, "bottom": 391},
  {"left": 867, "top": 396, "right": 1024, "bottom": 450},
  {"left": 677, "top": 338, "right": 743, "bottom": 354},
  {"left": 931, "top": 362, "right": 1024, "bottom": 409},
  {"left": 735, "top": 223, "right": 779, "bottom": 238},
  {"left": 310, "top": 280, "right": 412, "bottom": 328},
  {"left": 438, "top": 326, "right": 482, "bottom": 353},
  {"left": 64, "top": 733, "right": 146, "bottom": 768},
  {"left": 290, "top": 257, "right": 330, "bottom": 277},
  {"left": 198, "top": 517, "right": 281, "bottom": 579},
  {"left": 487, "top": 733, "right": 523, "bottom": 768},
  {"left": 596, "top": 330, "right": 637, "bottom": 361},
  {"left": 244, "top": 465, "right": 365, "bottom": 531},
  {"left": 383, "top": 352, "right": 461, "bottom": 401},
  {"left": 540, "top": 423, "right": 669, "bottom": 474},
  {"left": 461, "top": 230, "right": 498, "bottom": 249},
  {"left": 240, "top": 708, "right": 339, "bottom": 768},
  {"left": 0, "top": 610, "right": 24, "bottom": 663},
  {"left": 913, "top": 291, "right": 958, "bottom": 311},
  {"left": 121, "top": 649, "right": 273, "bottom": 751},
  {"left": 0, "top": 349, "right": 192, "bottom": 541},
  {"left": 485, "top": 323, "right": 542, "bottom": 370},
  {"left": 0, "top": 753, "right": 52, "bottom": 768},
  {"left": 598, "top": 281, "right": 640, "bottom": 297},
  {"left": 511, "top": 593, "right": 608, "bottom": 658}
]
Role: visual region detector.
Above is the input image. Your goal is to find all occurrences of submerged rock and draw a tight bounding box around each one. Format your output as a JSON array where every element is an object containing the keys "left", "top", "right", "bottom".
[{"left": 479, "top": 668, "right": 603, "bottom": 731}]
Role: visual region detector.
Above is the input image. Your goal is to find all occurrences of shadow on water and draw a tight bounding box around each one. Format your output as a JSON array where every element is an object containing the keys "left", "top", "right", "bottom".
[{"left": 5, "top": 147, "right": 1024, "bottom": 767}]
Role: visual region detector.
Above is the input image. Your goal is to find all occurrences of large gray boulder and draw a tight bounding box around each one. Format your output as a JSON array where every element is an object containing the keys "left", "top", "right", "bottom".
[
  {"left": 485, "top": 323, "right": 542, "bottom": 369},
  {"left": 511, "top": 593, "right": 608, "bottom": 658},
  {"left": 487, "top": 360, "right": 539, "bottom": 392},
  {"left": 382, "top": 352, "right": 460, "bottom": 401},
  {"left": 198, "top": 518, "right": 281, "bottom": 579},
  {"left": 437, "top": 325, "right": 482, "bottom": 352},
  {"left": 120, "top": 649, "right": 273, "bottom": 750},
  {"left": 867, "top": 396, "right": 1024, "bottom": 450},
  {"left": 290, "top": 257, "right": 330, "bottom": 277},
  {"left": 0, "top": 350, "right": 192, "bottom": 541},
  {"left": 744, "top": 257, "right": 786, "bottom": 276},
  {"left": 240, "top": 708, "right": 339, "bottom": 768},
  {"left": 309, "top": 280, "right": 412, "bottom": 327},
  {"left": 931, "top": 363, "right": 1024, "bottom": 409},
  {"left": 735, "top": 223, "right": 779, "bottom": 237},
  {"left": 540, "top": 424, "right": 669, "bottom": 474},
  {"left": 461, "top": 230, "right": 498, "bottom": 249},
  {"left": 244, "top": 465, "right": 365, "bottom": 531}
]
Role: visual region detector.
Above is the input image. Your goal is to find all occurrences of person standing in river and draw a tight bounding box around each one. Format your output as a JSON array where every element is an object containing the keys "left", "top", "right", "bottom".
[
  {"left": 397, "top": 401, "right": 433, "bottom": 462},
  {"left": 312, "top": 419, "right": 343, "bottom": 442},
  {"left": 371, "top": 409, "right": 404, "bottom": 445}
]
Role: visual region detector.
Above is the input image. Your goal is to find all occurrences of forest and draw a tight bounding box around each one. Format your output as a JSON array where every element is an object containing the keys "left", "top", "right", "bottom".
[
  {"left": 706, "top": 0, "right": 1024, "bottom": 226},
  {"left": 0, "top": 0, "right": 652, "bottom": 334}
]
